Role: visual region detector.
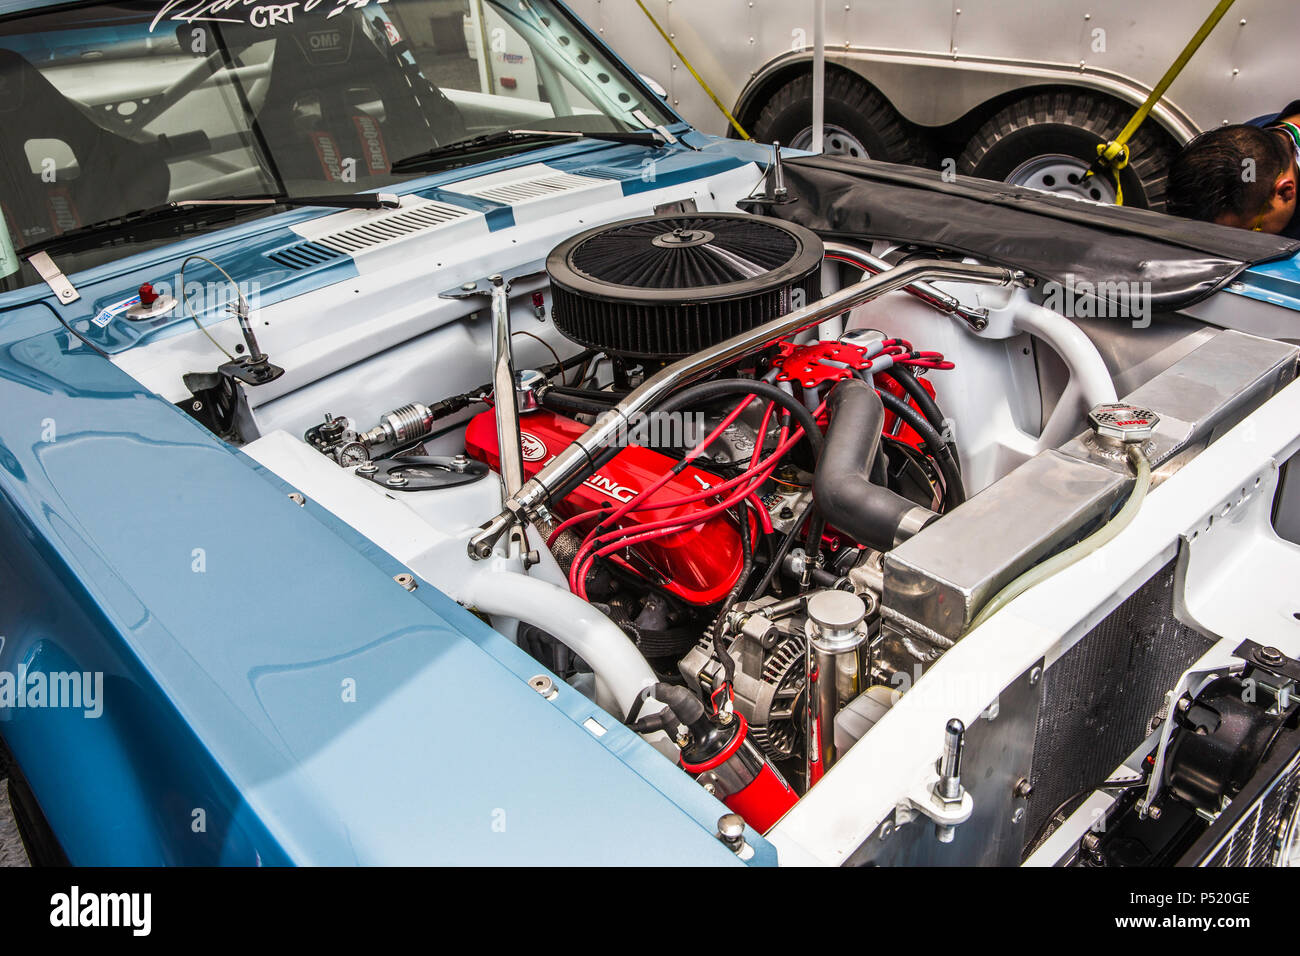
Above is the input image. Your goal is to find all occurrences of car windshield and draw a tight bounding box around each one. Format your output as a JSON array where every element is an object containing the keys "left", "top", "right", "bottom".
[{"left": 0, "top": 0, "right": 673, "bottom": 289}]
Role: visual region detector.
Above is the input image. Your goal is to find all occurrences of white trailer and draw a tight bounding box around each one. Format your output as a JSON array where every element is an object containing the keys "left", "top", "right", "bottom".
[{"left": 566, "top": 0, "right": 1292, "bottom": 210}]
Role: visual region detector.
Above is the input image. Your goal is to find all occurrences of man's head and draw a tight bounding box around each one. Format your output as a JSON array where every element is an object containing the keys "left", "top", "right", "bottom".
[{"left": 1166, "top": 124, "right": 1297, "bottom": 233}]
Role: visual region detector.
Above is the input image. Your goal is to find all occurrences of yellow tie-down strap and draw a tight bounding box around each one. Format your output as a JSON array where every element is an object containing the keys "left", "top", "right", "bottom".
[{"left": 1087, "top": 0, "right": 1237, "bottom": 204}]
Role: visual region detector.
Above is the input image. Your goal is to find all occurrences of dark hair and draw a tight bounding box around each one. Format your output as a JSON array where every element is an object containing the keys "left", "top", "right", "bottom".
[{"left": 1166, "top": 124, "right": 1293, "bottom": 222}]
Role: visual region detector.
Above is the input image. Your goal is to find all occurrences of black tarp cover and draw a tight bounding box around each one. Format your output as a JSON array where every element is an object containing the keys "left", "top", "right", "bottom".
[{"left": 760, "top": 155, "right": 1300, "bottom": 313}]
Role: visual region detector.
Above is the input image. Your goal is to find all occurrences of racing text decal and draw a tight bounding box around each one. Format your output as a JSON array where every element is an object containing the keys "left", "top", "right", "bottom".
[{"left": 150, "top": 0, "right": 388, "bottom": 32}]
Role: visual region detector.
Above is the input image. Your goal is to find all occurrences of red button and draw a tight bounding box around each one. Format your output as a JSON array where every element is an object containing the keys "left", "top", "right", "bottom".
[{"left": 139, "top": 282, "right": 159, "bottom": 305}]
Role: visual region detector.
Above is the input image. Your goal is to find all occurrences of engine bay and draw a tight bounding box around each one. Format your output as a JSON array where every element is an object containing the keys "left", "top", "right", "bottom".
[
  {"left": 180, "top": 197, "right": 1013, "bottom": 824},
  {"left": 102, "top": 153, "right": 1300, "bottom": 859},
  {"left": 228, "top": 205, "right": 1065, "bottom": 825}
]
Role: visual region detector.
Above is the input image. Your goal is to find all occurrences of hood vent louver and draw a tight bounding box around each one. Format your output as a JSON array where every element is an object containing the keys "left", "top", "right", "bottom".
[
  {"left": 311, "top": 201, "right": 471, "bottom": 254},
  {"left": 444, "top": 165, "right": 611, "bottom": 205},
  {"left": 266, "top": 240, "right": 345, "bottom": 271},
  {"left": 282, "top": 198, "right": 475, "bottom": 263}
]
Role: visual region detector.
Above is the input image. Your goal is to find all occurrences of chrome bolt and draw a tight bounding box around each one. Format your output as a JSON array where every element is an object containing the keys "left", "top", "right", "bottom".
[
  {"left": 934, "top": 718, "right": 966, "bottom": 845},
  {"left": 716, "top": 813, "right": 748, "bottom": 854},
  {"left": 937, "top": 719, "right": 965, "bottom": 802},
  {"left": 528, "top": 674, "right": 556, "bottom": 698}
]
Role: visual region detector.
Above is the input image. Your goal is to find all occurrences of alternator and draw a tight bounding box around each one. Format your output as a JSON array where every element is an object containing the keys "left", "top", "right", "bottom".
[{"left": 678, "top": 600, "right": 807, "bottom": 761}]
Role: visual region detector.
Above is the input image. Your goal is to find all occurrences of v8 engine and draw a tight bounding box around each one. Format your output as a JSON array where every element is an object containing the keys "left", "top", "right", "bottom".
[{"left": 306, "top": 211, "right": 994, "bottom": 832}]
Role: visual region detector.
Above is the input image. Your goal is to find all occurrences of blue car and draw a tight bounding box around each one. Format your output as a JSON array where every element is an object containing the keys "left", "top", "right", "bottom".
[{"left": 2, "top": 0, "right": 1299, "bottom": 869}]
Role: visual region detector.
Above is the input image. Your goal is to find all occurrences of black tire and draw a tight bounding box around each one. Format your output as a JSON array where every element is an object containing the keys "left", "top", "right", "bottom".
[
  {"left": 750, "top": 70, "right": 933, "bottom": 166},
  {"left": 7, "top": 774, "right": 68, "bottom": 866},
  {"left": 958, "top": 91, "right": 1177, "bottom": 210}
]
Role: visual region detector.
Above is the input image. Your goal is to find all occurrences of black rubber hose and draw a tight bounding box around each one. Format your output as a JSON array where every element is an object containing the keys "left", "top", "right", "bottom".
[
  {"left": 457, "top": 349, "right": 599, "bottom": 409},
  {"left": 802, "top": 508, "right": 826, "bottom": 585},
  {"left": 653, "top": 378, "right": 824, "bottom": 458},
  {"left": 548, "top": 382, "right": 629, "bottom": 398},
  {"left": 537, "top": 390, "right": 613, "bottom": 416},
  {"left": 545, "top": 384, "right": 628, "bottom": 403},
  {"left": 814, "top": 378, "right": 938, "bottom": 552},
  {"left": 874, "top": 384, "right": 967, "bottom": 506},
  {"left": 705, "top": 503, "right": 754, "bottom": 688},
  {"left": 880, "top": 367, "right": 961, "bottom": 473},
  {"left": 628, "top": 682, "right": 708, "bottom": 735},
  {"left": 748, "top": 503, "right": 815, "bottom": 601}
]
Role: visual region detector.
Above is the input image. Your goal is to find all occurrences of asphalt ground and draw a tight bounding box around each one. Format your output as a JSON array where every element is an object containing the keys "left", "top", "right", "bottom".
[{"left": 0, "top": 779, "right": 30, "bottom": 867}]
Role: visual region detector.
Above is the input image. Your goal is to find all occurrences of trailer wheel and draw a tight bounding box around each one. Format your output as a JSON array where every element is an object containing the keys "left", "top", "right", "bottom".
[
  {"left": 959, "top": 91, "right": 1176, "bottom": 210},
  {"left": 750, "top": 71, "right": 932, "bottom": 166}
]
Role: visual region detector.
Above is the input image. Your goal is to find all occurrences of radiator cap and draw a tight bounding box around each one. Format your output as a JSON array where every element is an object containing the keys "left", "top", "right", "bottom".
[{"left": 1088, "top": 402, "right": 1159, "bottom": 443}]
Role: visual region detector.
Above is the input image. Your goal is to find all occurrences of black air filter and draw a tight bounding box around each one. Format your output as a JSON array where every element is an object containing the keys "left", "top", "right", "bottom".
[{"left": 547, "top": 213, "right": 823, "bottom": 358}]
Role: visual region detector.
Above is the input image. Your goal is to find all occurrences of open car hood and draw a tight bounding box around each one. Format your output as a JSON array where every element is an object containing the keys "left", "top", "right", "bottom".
[{"left": 765, "top": 155, "right": 1300, "bottom": 314}]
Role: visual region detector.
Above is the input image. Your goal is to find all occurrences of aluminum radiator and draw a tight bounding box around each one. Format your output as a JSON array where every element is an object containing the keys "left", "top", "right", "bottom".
[{"left": 1025, "top": 561, "right": 1213, "bottom": 855}]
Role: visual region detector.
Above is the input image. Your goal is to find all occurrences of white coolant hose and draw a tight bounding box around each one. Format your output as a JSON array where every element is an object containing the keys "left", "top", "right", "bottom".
[
  {"left": 1002, "top": 295, "right": 1118, "bottom": 450},
  {"left": 465, "top": 571, "right": 675, "bottom": 758},
  {"left": 1010, "top": 297, "right": 1118, "bottom": 407},
  {"left": 969, "top": 444, "right": 1151, "bottom": 630}
]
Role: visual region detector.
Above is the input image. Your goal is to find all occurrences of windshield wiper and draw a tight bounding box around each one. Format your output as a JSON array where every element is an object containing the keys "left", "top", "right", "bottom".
[
  {"left": 19, "top": 192, "right": 400, "bottom": 257},
  {"left": 390, "top": 128, "right": 665, "bottom": 173}
]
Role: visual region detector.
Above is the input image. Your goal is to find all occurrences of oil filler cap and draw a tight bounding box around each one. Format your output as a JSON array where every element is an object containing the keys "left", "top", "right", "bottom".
[{"left": 1088, "top": 402, "right": 1159, "bottom": 443}]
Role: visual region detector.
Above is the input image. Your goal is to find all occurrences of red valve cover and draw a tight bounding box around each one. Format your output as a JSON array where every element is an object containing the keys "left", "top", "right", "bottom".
[{"left": 465, "top": 407, "right": 746, "bottom": 605}]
